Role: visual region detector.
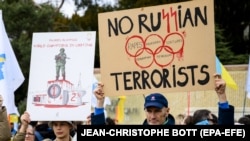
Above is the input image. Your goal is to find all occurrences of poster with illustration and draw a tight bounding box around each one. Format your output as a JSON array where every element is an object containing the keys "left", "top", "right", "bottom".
[
  {"left": 98, "top": 0, "right": 216, "bottom": 96},
  {"left": 27, "top": 32, "right": 96, "bottom": 121}
]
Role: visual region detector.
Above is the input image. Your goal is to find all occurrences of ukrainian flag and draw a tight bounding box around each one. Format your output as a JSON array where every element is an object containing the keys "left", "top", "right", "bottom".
[
  {"left": 115, "top": 96, "right": 126, "bottom": 124},
  {"left": 216, "top": 56, "right": 238, "bottom": 90},
  {"left": 0, "top": 10, "right": 25, "bottom": 115}
]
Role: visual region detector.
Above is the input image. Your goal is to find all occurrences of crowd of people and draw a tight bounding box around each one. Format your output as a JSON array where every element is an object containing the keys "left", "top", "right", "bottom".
[{"left": 0, "top": 73, "right": 249, "bottom": 141}]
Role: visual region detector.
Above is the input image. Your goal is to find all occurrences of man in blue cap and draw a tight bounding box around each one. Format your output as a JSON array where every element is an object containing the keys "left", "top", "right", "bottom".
[{"left": 142, "top": 93, "right": 175, "bottom": 125}]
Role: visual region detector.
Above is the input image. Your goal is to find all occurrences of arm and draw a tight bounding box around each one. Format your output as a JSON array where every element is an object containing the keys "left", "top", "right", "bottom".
[
  {"left": 12, "top": 111, "right": 31, "bottom": 141},
  {"left": 0, "top": 106, "right": 12, "bottom": 141},
  {"left": 91, "top": 82, "right": 106, "bottom": 125},
  {"left": 214, "top": 74, "right": 234, "bottom": 125}
]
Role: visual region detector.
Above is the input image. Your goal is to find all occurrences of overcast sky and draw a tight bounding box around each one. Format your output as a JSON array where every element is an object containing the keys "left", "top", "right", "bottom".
[{"left": 34, "top": 0, "right": 116, "bottom": 18}]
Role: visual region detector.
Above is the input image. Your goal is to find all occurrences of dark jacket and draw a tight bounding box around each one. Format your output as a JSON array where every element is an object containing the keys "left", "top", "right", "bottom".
[
  {"left": 142, "top": 113, "right": 175, "bottom": 125},
  {"left": 91, "top": 112, "right": 106, "bottom": 125},
  {"left": 218, "top": 105, "right": 234, "bottom": 125}
]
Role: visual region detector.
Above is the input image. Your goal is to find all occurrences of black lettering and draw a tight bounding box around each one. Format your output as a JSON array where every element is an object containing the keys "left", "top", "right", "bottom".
[
  {"left": 162, "top": 68, "right": 171, "bottom": 88},
  {"left": 141, "top": 70, "right": 151, "bottom": 89},
  {"left": 139, "top": 14, "right": 151, "bottom": 33},
  {"left": 107, "top": 16, "right": 133, "bottom": 37},
  {"left": 123, "top": 71, "right": 132, "bottom": 90},
  {"left": 177, "top": 67, "right": 188, "bottom": 87},
  {"left": 195, "top": 6, "right": 207, "bottom": 26},
  {"left": 120, "top": 16, "right": 133, "bottom": 34},
  {"left": 183, "top": 8, "right": 194, "bottom": 27},
  {"left": 133, "top": 71, "right": 142, "bottom": 89},
  {"left": 187, "top": 65, "right": 198, "bottom": 85},
  {"left": 198, "top": 65, "right": 209, "bottom": 85},
  {"left": 151, "top": 69, "right": 162, "bottom": 88},
  {"left": 150, "top": 12, "right": 161, "bottom": 31},
  {"left": 108, "top": 18, "right": 119, "bottom": 37},
  {"left": 110, "top": 72, "right": 122, "bottom": 90}
]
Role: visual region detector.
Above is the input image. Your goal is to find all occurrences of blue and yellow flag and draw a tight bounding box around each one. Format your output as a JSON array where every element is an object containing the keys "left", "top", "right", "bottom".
[
  {"left": 115, "top": 96, "right": 126, "bottom": 124},
  {"left": 216, "top": 56, "right": 238, "bottom": 90},
  {"left": 0, "top": 10, "right": 25, "bottom": 115}
]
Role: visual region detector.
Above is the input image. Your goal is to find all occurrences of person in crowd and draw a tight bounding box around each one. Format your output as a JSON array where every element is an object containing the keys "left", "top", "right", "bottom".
[
  {"left": 211, "top": 113, "right": 218, "bottom": 125},
  {"left": 34, "top": 121, "right": 55, "bottom": 141},
  {"left": 48, "top": 121, "right": 74, "bottom": 141},
  {"left": 105, "top": 117, "right": 117, "bottom": 125},
  {"left": 13, "top": 82, "right": 106, "bottom": 141},
  {"left": 192, "top": 74, "right": 234, "bottom": 125},
  {"left": 182, "top": 115, "right": 193, "bottom": 125},
  {"left": 237, "top": 116, "right": 250, "bottom": 125},
  {"left": 175, "top": 114, "right": 185, "bottom": 125},
  {"left": 90, "top": 82, "right": 106, "bottom": 125},
  {"left": 10, "top": 122, "right": 17, "bottom": 137},
  {"left": 0, "top": 94, "right": 12, "bottom": 141},
  {"left": 142, "top": 93, "right": 175, "bottom": 125},
  {"left": 12, "top": 111, "right": 36, "bottom": 141},
  {"left": 93, "top": 83, "right": 176, "bottom": 125}
]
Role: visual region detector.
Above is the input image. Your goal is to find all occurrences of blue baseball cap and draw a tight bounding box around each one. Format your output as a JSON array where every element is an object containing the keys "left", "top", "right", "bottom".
[{"left": 144, "top": 93, "right": 168, "bottom": 109}]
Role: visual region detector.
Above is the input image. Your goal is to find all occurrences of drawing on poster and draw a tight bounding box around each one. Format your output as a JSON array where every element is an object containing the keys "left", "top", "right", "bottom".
[{"left": 28, "top": 32, "right": 95, "bottom": 110}]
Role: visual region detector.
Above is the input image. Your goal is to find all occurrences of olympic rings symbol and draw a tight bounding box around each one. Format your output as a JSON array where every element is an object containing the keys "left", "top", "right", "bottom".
[{"left": 125, "top": 32, "right": 185, "bottom": 68}]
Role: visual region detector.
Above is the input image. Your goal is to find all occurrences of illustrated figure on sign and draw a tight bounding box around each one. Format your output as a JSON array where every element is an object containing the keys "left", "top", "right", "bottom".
[{"left": 55, "top": 48, "right": 69, "bottom": 80}]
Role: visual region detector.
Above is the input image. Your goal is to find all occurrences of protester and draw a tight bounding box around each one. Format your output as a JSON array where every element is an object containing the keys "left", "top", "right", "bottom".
[
  {"left": 48, "top": 121, "right": 74, "bottom": 141},
  {"left": 34, "top": 121, "right": 55, "bottom": 141},
  {"left": 105, "top": 117, "right": 117, "bottom": 125},
  {"left": 13, "top": 82, "right": 106, "bottom": 141},
  {"left": 175, "top": 114, "right": 185, "bottom": 125},
  {"left": 12, "top": 111, "right": 36, "bottom": 141},
  {"left": 182, "top": 115, "right": 194, "bottom": 125},
  {"left": 192, "top": 74, "right": 234, "bottom": 125},
  {"left": 0, "top": 94, "right": 12, "bottom": 141},
  {"left": 142, "top": 93, "right": 175, "bottom": 125},
  {"left": 10, "top": 122, "right": 17, "bottom": 137},
  {"left": 237, "top": 116, "right": 250, "bottom": 125}
]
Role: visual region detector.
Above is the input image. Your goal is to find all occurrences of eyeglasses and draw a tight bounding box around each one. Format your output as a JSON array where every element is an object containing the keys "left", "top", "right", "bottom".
[{"left": 25, "top": 133, "right": 34, "bottom": 136}]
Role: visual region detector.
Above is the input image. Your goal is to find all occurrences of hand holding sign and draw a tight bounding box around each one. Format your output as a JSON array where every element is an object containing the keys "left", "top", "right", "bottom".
[
  {"left": 94, "top": 82, "right": 105, "bottom": 108},
  {"left": 214, "top": 74, "right": 227, "bottom": 103}
]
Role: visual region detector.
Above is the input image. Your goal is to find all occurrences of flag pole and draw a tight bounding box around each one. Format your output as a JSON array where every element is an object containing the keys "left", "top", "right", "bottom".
[
  {"left": 187, "top": 91, "right": 190, "bottom": 116},
  {"left": 244, "top": 55, "right": 250, "bottom": 116},
  {"left": 243, "top": 92, "right": 247, "bottom": 116}
]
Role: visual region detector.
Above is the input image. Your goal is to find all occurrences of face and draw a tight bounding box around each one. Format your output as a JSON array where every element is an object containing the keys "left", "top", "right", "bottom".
[
  {"left": 25, "top": 125, "right": 35, "bottom": 141},
  {"left": 145, "top": 107, "right": 169, "bottom": 125},
  {"left": 52, "top": 121, "right": 72, "bottom": 140},
  {"left": 207, "top": 113, "right": 216, "bottom": 125}
]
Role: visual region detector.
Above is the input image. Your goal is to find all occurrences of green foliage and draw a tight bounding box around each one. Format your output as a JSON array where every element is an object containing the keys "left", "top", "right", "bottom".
[
  {"left": 0, "top": 0, "right": 59, "bottom": 111},
  {"left": 17, "top": 98, "right": 27, "bottom": 116},
  {"left": 215, "top": 24, "right": 248, "bottom": 64}
]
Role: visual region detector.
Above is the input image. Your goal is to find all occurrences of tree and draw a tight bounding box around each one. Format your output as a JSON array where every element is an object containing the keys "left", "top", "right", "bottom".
[{"left": 0, "top": 0, "right": 60, "bottom": 109}]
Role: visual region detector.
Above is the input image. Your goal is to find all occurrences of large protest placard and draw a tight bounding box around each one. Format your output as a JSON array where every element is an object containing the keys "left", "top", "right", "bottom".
[
  {"left": 27, "top": 32, "right": 96, "bottom": 121},
  {"left": 98, "top": 0, "right": 215, "bottom": 96}
]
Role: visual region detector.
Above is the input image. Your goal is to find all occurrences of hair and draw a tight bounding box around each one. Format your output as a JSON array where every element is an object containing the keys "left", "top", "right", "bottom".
[
  {"left": 35, "top": 121, "right": 55, "bottom": 140},
  {"left": 175, "top": 114, "right": 185, "bottom": 125},
  {"left": 211, "top": 114, "right": 218, "bottom": 125},
  {"left": 192, "top": 109, "right": 211, "bottom": 124},
  {"left": 105, "top": 117, "right": 117, "bottom": 125},
  {"left": 183, "top": 115, "right": 194, "bottom": 125},
  {"left": 238, "top": 116, "right": 250, "bottom": 125}
]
